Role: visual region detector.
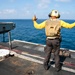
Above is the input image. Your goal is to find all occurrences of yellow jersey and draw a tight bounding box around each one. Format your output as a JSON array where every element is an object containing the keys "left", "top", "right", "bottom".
[{"left": 33, "top": 19, "right": 75, "bottom": 29}]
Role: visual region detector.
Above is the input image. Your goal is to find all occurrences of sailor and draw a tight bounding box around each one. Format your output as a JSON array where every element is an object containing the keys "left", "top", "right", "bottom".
[{"left": 32, "top": 10, "right": 75, "bottom": 72}]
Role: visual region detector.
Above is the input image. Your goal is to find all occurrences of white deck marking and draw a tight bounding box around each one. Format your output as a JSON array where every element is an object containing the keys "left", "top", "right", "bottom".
[
  {"left": 13, "top": 39, "right": 75, "bottom": 52},
  {"left": 22, "top": 52, "right": 44, "bottom": 59},
  {"left": 12, "top": 40, "right": 75, "bottom": 73},
  {"left": 15, "top": 53, "right": 75, "bottom": 73},
  {"left": 15, "top": 54, "right": 43, "bottom": 64}
]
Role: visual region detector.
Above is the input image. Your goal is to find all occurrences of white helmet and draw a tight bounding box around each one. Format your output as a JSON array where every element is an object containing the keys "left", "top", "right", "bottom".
[{"left": 48, "top": 10, "right": 60, "bottom": 18}]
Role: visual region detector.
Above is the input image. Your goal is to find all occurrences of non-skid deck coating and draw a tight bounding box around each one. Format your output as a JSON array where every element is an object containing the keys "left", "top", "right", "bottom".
[
  {"left": 0, "top": 40, "right": 75, "bottom": 75},
  {"left": 0, "top": 56, "right": 75, "bottom": 75}
]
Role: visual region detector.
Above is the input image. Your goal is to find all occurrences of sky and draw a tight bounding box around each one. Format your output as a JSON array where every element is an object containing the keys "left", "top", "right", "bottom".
[{"left": 0, "top": 0, "right": 75, "bottom": 19}]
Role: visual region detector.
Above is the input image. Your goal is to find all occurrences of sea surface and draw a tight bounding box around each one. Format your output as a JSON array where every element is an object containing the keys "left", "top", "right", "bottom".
[{"left": 0, "top": 19, "right": 75, "bottom": 50}]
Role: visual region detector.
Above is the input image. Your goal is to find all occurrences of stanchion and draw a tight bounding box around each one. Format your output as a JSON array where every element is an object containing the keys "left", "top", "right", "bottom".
[
  {"left": 8, "top": 31, "right": 12, "bottom": 50},
  {"left": 8, "top": 31, "right": 14, "bottom": 56}
]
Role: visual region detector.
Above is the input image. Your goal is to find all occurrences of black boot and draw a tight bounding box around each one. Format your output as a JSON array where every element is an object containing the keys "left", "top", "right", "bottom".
[
  {"left": 44, "top": 63, "right": 50, "bottom": 70},
  {"left": 55, "top": 65, "right": 61, "bottom": 72},
  {"left": 55, "top": 68, "right": 61, "bottom": 72}
]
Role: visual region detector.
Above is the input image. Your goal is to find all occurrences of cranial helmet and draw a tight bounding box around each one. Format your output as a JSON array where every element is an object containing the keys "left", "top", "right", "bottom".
[{"left": 48, "top": 10, "right": 60, "bottom": 18}]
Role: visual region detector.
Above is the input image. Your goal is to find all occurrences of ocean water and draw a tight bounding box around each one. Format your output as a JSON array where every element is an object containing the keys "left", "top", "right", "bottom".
[{"left": 0, "top": 19, "right": 75, "bottom": 50}]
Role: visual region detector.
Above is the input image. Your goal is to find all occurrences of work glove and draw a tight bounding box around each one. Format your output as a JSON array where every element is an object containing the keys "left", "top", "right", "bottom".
[{"left": 32, "top": 15, "right": 37, "bottom": 21}]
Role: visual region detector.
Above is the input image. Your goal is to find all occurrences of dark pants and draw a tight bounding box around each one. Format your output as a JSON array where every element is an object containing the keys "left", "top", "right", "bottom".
[{"left": 44, "top": 38, "right": 61, "bottom": 69}]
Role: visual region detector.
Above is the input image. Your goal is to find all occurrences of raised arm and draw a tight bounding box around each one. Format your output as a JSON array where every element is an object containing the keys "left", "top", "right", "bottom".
[
  {"left": 60, "top": 20, "right": 75, "bottom": 28},
  {"left": 32, "top": 15, "right": 46, "bottom": 29}
]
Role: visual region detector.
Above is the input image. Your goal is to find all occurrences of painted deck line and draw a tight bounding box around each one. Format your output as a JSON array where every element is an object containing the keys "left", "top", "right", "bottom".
[
  {"left": 22, "top": 52, "right": 44, "bottom": 59},
  {"left": 20, "top": 51, "right": 75, "bottom": 68},
  {"left": 15, "top": 53, "right": 75, "bottom": 73},
  {"left": 13, "top": 39, "right": 44, "bottom": 46},
  {"left": 0, "top": 41, "right": 75, "bottom": 73},
  {"left": 13, "top": 39, "right": 75, "bottom": 52},
  {"left": 1, "top": 44, "right": 75, "bottom": 68}
]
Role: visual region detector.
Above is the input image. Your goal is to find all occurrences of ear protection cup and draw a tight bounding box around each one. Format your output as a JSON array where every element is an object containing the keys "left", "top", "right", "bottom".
[
  {"left": 48, "top": 13, "right": 60, "bottom": 18},
  {"left": 48, "top": 12, "right": 52, "bottom": 17},
  {"left": 48, "top": 10, "right": 60, "bottom": 18},
  {"left": 58, "top": 14, "right": 60, "bottom": 18}
]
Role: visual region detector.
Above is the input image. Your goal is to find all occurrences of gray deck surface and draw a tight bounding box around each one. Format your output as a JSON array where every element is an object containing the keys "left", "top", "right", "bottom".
[
  {"left": 0, "top": 40, "right": 75, "bottom": 75},
  {"left": 0, "top": 57, "right": 75, "bottom": 75}
]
